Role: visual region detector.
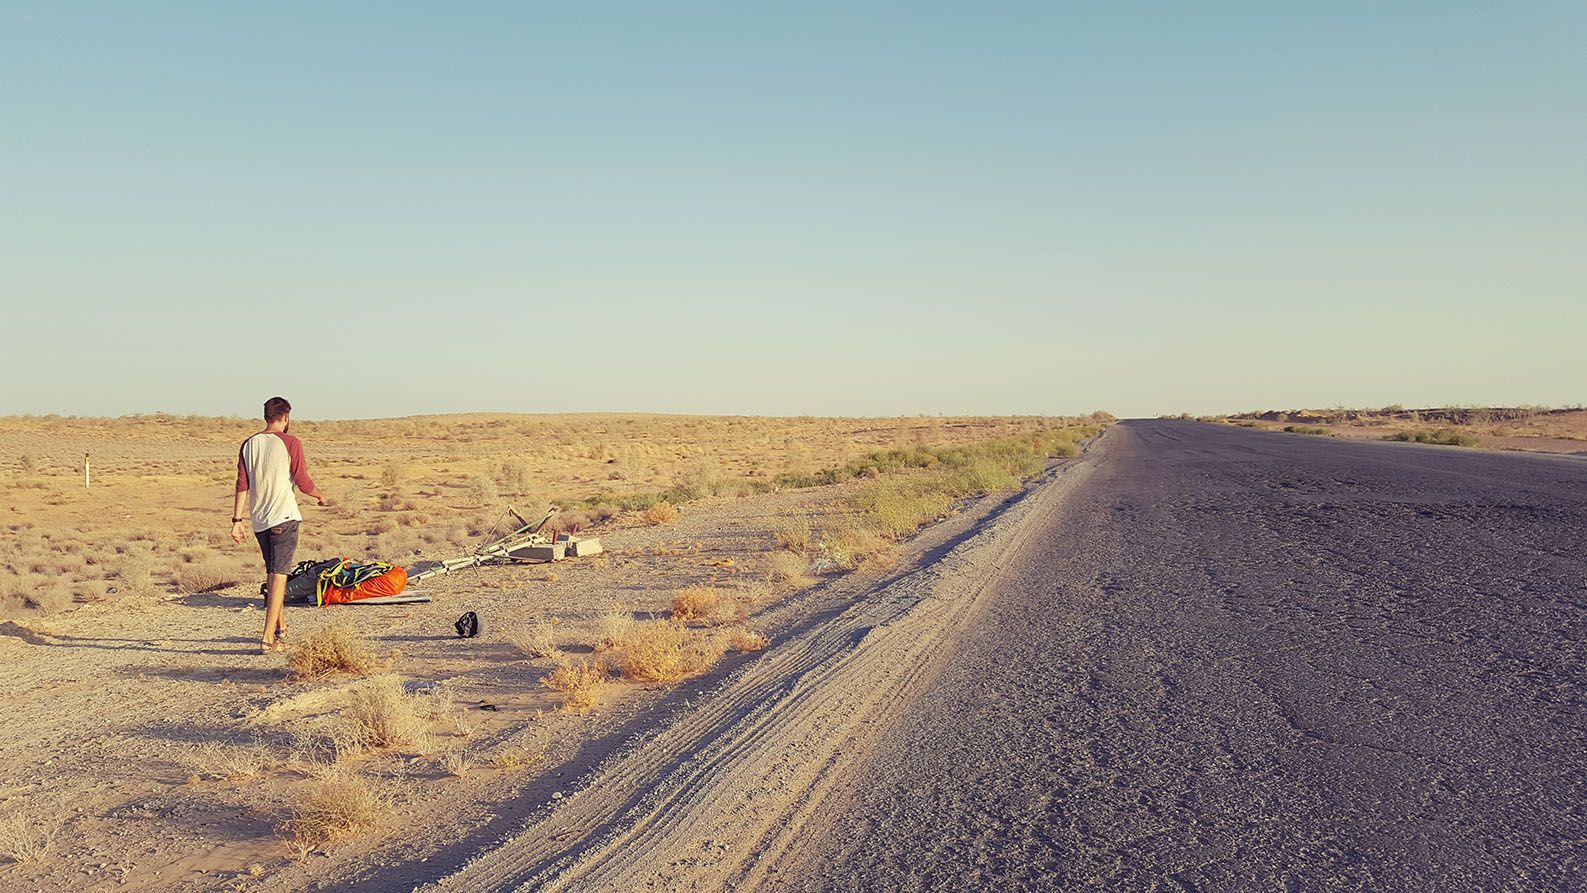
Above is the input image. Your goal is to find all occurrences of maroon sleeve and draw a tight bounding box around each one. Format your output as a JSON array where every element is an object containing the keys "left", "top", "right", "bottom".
[
  {"left": 284, "top": 434, "right": 316, "bottom": 493},
  {"left": 236, "top": 443, "right": 250, "bottom": 493}
]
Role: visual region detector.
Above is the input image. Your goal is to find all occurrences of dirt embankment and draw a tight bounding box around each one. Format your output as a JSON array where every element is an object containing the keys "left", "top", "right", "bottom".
[
  {"left": 402, "top": 449, "right": 1103, "bottom": 892},
  {"left": 1221, "top": 406, "right": 1587, "bottom": 454}
]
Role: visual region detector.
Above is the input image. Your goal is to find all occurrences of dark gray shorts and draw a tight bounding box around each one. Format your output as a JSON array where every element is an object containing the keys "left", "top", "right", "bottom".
[{"left": 255, "top": 520, "right": 300, "bottom": 575}]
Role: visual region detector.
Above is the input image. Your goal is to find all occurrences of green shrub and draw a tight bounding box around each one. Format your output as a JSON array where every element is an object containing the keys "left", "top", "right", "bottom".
[
  {"left": 1283, "top": 425, "right": 1329, "bottom": 436},
  {"left": 1383, "top": 428, "right": 1478, "bottom": 447},
  {"left": 850, "top": 479, "right": 955, "bottom": 539}
]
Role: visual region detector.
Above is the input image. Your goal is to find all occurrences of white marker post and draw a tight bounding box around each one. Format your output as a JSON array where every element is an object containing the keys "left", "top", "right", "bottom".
[{"left": 84, "top": 452, "right": 90, "bottom": 490}]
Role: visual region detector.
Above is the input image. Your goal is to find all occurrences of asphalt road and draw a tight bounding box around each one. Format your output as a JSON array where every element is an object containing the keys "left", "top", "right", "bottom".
[{"left": 789, "top": 420, "right": 1587, "bottom": 892}]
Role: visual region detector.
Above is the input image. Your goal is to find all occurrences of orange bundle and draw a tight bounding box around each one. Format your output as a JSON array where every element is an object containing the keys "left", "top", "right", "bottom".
[{"left": 320, "top": 565, "right": 408, "bottom": 605}]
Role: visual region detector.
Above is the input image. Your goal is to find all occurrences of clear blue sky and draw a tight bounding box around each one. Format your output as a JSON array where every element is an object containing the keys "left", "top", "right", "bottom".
[{"left": 3, "top": 2, "right": 1582, "bottom": 419}]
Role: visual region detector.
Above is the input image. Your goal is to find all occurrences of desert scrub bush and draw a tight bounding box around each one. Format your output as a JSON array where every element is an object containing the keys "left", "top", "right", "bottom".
[
  {"left": 175, "top": 558, "right": 239, "bottom": 594},
  {"left": 670, "top": 585, "right": 719, "bottom": 622},
  {"left": 616, "top": 620, "right": 727, "bottom": 683},
  {"left": 668, "top": 465, "right": 724, "bottom": 500},
  {"left": 116, "top": 548, "right": 154, "bottom": 596},
  {"left": 410, "top": 681, "right": 459, "bottom": 726},
  {"left": 775, "top": 428, "right": 1082, "bottom": 490},
  {"left": 494, "top": 459, "right": 532, "bottom": 495},
  {"left": 508, "top": 617, "right": 560, "bottom": 660},
  {"left": 184, "top": 742, "right": 270, "bottom": 781},
  {"left": 289, "top": 627, "right": 380, "bottom": 681},
  {"left": 278, "top": 777, "right": 391, "bottom": 859},
  {"left": 643, "top": 500, "right": 681, "bottom": 526},
  {"left": 332, "top": 484, "right": 367, "bottom": 519},
  {"left": 850, "top": 479, "right": 955, "bottom": 539},
  {"left": 765, "top": 550, "right": 815, "bottom": 587},
  {"left": 347, "top": 675, "right": 423, "bottom": 748},
  {"left": 818, "top": 516, "right": 894, "bottom": 572},
  {"left": 21, "top": 581, "right": 74, "bottom": 613},
  {"left": 375, "top": 491, "right": 418, "bottom": 512},
  {"left": 1283, "top": 425, "right": 1330, "bottom": 436},
  {"left": 1049, "top": 438, "right": 1082, "bottom": 457},
  {"left": 670, "top": 585, "right": 748, "bottom": 626},
  {"left": 441, "top": 746, "right": 473, "bottom": 778},
  {"left": 285, "top": 717, "right": 367, "bottom": 770},
  {"left": 542, "top": 657, "right": 611, "bottom": 714},
  {"left": 0, "top": 806, "right": 56, "bottom": 865},
  {"left": 772, "top": 513, "right": 812, "bottom": 553},
  {"left": 1384, "top": 428, "right": 1478, "bottom": 447},
  {"left": 593, "top": 603, "right": 635, "bottom": 651},
  {"left": 941, "top": 457, "right": 1022, "bottom": 496},
  {"left": 465, "top": 474, "right": 499, "bottom": 506},
  {"left": 729, "top": 580, "right": 773, "bottom": 607},
  {"left": 379, "top": 459, "right": 406, "bottom": 490},
  {"left": 727, "top": 627, "right": 769, "bottom": 653}
]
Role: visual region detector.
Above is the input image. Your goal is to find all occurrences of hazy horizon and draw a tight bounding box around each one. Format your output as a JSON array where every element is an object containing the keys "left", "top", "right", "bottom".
[
  {"left": 1, "top": 404, "right": 1581, "bottom": 425},
  {"left": 3, "top": 2, "right": 1583, "bottom": 419}
]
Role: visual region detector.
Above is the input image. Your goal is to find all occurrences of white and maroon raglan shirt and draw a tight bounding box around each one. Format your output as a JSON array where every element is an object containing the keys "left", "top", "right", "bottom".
[{"left": 236, "top": 432, "right": 317, "bottom": 532}]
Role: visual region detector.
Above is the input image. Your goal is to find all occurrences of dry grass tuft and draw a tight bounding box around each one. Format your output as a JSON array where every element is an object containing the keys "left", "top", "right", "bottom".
[
  {"left": 466, "top": 474, "right": 499, "bottom": 506},
  {"left": 765, "top": 550, "right": 815, "bottom": 587},
  {"left": 1384, "top": 427, "right": 1479, "bottom": 447},
  {"left": 772, "top": 513, "right": 812, "bottom": 552},
  {"left": 285, "top": 716, "right": 368, "bottom": 771},
  {"left": 184, "top": 742, "right": 270, "bottom": 781},
  {"left": 116, "top": 548, "right": 155, "bottom": 596},
  {"left": 346, "top": 675, "right": 423, "bottom": 748},
  {"left": 820, "top": 516, "right": 895, "bottom": 572},
  {"left": 542, "top": 657, "right": 610, "bottom": 714},
  {"left": 508, "top": 617, "right": 560, "bottom": 660},
  {"left": 379, "top": 459, "right": 406, "bottom": 490},
  {"left": 593, "top": 603, "right": 634, "bottom": 651},
  {"left": 278, "top": 777, "right": 391, "bottom": 859},
  {"left": 615, "top": 620, "right": 728, "bottom": 683},
  {"left": 441, "top": 746, "right": 472, "bottom": 778},
  {"left": 174, "top": 557, "right": 240, "bottom": 594},
  {"left": 21, "top": 582, "right": 73, "bottom": 613},
  {"left": 727, "top": 627, "right": 770, "bottom": 653},
  {"left": 642, "top": 500, "right": 681, "bottom": 526},
  {"left": 495, "top": 723, "right": 552, "bottom": 770},
  {"left": 289, "top": 627, "right": 380, "bottom": 681},
  {"left": 0, "top": 808, "right": 56, "bottom": 865},
  {"left": 670, "top": 585, "right": 719, "bottom": 622}
]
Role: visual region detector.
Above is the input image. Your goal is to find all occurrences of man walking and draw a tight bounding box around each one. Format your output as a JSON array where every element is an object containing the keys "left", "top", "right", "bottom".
[{"left": 231, "top": 396, "right": 327, "bottom": 653}]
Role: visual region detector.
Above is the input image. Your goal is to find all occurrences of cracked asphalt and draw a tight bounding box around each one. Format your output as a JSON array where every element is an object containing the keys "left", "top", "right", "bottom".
[{"left": 789, "top": 420, "right": 1587, "bottom": 892}]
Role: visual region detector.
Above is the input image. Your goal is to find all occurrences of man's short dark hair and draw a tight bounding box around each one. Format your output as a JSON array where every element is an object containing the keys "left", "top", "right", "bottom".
[{"left": 264, "top": 397, "right": 292, "bottom": 424}]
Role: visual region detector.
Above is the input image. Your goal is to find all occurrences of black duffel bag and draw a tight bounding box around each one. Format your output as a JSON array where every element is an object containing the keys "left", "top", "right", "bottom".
[{"left": 258, "top": 558, "right": 343, "bottom": 603}]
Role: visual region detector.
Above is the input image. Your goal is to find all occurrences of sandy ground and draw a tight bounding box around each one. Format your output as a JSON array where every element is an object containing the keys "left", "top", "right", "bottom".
[
  {"left": 0, "top": 480, "right": 874, "bottom": 892},
  {"left": 0, "top": 414, "right": 1097, "bottom": 892},
  {"left": 0, "top": 412, "right": 1077, "bottom": 617},
  {"left": 1225, "top": 407, "right": 1587, "bottom": 455}
]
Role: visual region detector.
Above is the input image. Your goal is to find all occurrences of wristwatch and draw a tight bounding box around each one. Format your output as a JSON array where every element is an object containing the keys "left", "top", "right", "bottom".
[{"left": 232, "top": 517, "right": 245, "bottom": 524}]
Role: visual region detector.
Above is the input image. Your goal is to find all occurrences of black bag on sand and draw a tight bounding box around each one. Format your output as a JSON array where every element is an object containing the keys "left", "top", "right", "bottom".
[{"left": 455, "top": 611, "right": 482, "bottom": 638}]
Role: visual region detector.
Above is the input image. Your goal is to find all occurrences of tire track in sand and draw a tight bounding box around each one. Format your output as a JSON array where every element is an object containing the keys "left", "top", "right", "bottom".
[{"left": 425, "top": 443, "right": 1106, "bottom": 893}]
